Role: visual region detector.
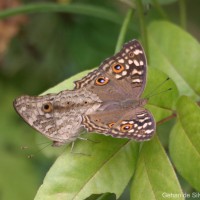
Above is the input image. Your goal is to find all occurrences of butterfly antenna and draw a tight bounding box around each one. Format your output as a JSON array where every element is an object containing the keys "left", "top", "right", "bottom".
[
  {"left": 146, "top": 88, "right": 172, "bottom": 99},
  {"left": 27, "top": 143, "right": 51, "bottom": 159},
  {"left": 145, "top": 77, "right": 171, "bottom": 99},
  {"left": 36, "top": 141, "right": 52, "bottom": 146}
]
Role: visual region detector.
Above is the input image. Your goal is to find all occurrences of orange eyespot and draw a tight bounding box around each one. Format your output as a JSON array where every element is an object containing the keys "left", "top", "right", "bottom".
[
  {"left": 120, "top": 123, "right": 133, "bottom": 132},
  {"left": 42, "top": 103, "right": 53, "bottom": 113},
  {"left": 108, "top": 122, "right": 115, "bottom": 128},
  {"left": 111, "top": 63, "right": 125, "bottom": 73},
  {"left": 128, "top": 51, "right": 134, "bottom": 58},
  {"left": 95, "top": 76, "right": 109, "bottom": 86}
]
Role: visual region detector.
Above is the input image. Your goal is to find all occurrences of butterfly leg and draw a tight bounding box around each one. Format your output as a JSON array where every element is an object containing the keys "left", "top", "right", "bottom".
[
  {"left": 78, "top": 136, "right": 100, "bottom": 143},
  {"left": 69, "top": 141, "right": 91, "bottom": 156}
]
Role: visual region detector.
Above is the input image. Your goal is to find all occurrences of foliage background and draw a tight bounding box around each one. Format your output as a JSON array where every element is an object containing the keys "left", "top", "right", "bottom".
[{"left": 0, "top": 0, "right": 200, "bottom": 200}]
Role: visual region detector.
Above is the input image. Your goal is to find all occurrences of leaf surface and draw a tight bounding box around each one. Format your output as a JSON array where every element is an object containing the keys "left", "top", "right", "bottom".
[
  {"left": 131, "top": 136, "right": 183, "bottom": 200},
  {"left": 169, "top": 96, "right": 200, "bottom": 191}
]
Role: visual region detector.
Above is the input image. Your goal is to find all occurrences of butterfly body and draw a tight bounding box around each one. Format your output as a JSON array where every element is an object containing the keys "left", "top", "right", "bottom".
[{"left": 14, "top": 39, "right": 156, "bottom": 146}]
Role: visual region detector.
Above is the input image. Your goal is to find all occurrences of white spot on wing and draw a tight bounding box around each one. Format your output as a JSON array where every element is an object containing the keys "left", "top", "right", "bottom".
[
  {"left": 145, "top": 129, "right": 154, "bottom": 134},
  {"left": 137, "top": 113, "right": 145, "bottom": 117},
  {"left": 140, "top": 60, "right": 144, "bottom": 66},
  {"left": 118, "top": 59, "right": 124, "bottom": 63},
  {"left": 133, "top": 59, "right": 139, "bottom": 66},
  {"left": 143, "top": 123, "right": 148, "bottom": 128},
  {"left": 125, "top": 64, "right": 130, "bottom": 69},
  {"left": 132, "top": 69, "right": 143, "bottom": 75},
  {"left": 115, "top": 74, "right": 121, "bottom": 79},
  {"left": 138, "top": 117, "right": 149, "bottom": 122},
  {"left": 122, "top": 71, "right": 127, "bottom": 76},
  {"left": 128, "top": 60, "right": 133, "bottom": 64},
  {"left": 134, "top": 49, "right": 143, "bottom": 55},
  {"left": 132, "top": 79, "right": 142, "bottom": 83},
  {"left": 142, "top": 135, "right": 146, "bottom": 137}
]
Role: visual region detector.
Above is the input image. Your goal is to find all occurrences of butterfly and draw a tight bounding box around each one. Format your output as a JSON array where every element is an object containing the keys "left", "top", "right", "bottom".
[
  {"left": 76, "top": 39, "right": 155, "bottom": 141},
  {"left": 13, "top": 39, "right": 155, "bottom": 146}
]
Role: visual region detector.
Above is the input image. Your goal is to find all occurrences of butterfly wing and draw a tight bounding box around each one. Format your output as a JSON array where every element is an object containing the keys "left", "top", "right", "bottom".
[
  {"left": 13, "top": 88, "right": 102, "bottom": 146},
  {"left": 82, "top": 107, "right": 155, "bottom": 141},
  {"left": 74, "top": 39, "right": 147, "bottom": 101},
  {"left": 77, "top": 39, "right": 155, "bottom": 141},
  {"left": 14, "top": 94, "right": 82, "bottom": 146}
]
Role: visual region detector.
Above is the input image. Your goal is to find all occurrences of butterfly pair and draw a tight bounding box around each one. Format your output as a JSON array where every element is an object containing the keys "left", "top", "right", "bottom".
[{"left": 14, "top": 39, "right": 155, "bottom": 146}]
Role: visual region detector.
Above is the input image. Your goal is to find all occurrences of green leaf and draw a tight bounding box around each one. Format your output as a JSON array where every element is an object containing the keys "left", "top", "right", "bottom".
[
  {"left": 34, "top": 67, "right": 179, "bottom": 199},
  {"left": 144, "top": 67, "right": 179, "bottom": 124},
  {"left": 34, "top": 136, "right": 139, "bottom": 200},
  {"left": 0, "top": 3, "right": 121, "bottom": 24},
  {"left": 148, "top": 21, "right": 200, "bottom": 100},
  {"left": 131, "top": 136, "right": 183, "bottom": 200},
  {"left": 145, "top": 67, "right": 179, "bottom": 110},
  {"left": 42, "top": 70, "right": 92, "bottom": 94},
  {"left": 169, "top": 96, "right": 200, "bottom": 191}
]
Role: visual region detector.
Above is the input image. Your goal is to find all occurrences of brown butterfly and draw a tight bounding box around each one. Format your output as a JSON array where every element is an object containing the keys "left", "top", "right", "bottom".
[{"left": 14, "top": 39, "right": 155, "bottom": 146}]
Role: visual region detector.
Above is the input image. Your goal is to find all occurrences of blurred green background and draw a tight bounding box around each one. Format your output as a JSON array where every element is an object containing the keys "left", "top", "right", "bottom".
[{"left": 0, "top": 0, "right": 200, "bottom": 199}]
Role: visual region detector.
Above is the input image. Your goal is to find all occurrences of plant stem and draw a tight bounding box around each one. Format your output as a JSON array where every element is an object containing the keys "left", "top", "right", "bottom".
[
  {"left": 157, "top": 101, "right": 200, "bottom": 126},
  {"left": 115, "top": 9, "right": 133, "bottom": 53},
  {"left": 135, "top": 0, "right": 148, "bottom": 60},
  {"left": 151, "top": 0, "right": 168, "bottom": 19},
  {"left": 157, "top": 112, "right": 177, "bottom": 126},
  {"left": 0, "top": 3, "right": 122, "bottom": 24},
  {"left": 179, "top": 0, "right": 187, "bottom": 30}
]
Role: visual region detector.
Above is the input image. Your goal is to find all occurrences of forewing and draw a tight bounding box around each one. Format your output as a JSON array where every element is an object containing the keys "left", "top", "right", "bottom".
[{"left": 74, "top": 39, "right": 147, "bottom": 100}]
